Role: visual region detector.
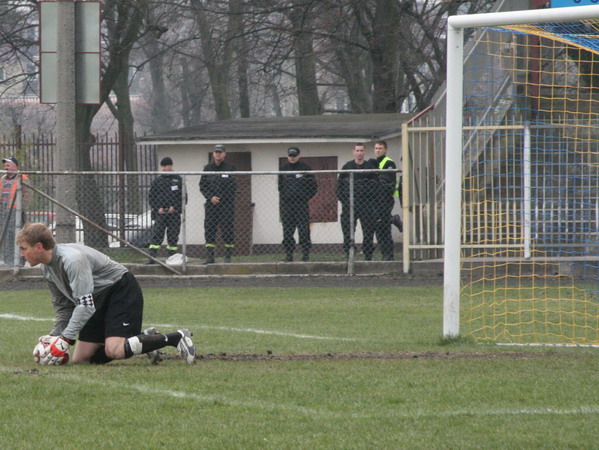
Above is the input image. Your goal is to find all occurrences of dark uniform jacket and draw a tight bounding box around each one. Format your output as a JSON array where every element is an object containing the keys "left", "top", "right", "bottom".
[
  {"left": 199, "top": 161, "right": 237, "bottom": 204},
  {"left": 336, "top": 160, "right": 377, "bottom": 204},
  {"left": 148, "top": 174, "right": 184, "bottom": 219},
  {"left": 372, "top": 155, "right": 397, "bottom": 199},
  {"left": 278, "top": 161, "right": 318, "bottom": 203}
]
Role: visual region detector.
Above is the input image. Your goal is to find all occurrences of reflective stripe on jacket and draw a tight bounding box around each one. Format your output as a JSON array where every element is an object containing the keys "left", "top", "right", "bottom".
[
  {"left": 377, "top": 157, "right": 399, "bottom": 197},
  {"left": 1, "top": 173, "right": 28, "bottom": 208}
]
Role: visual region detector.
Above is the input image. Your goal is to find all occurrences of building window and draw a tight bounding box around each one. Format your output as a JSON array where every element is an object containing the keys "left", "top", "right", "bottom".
[{"left": 22, "top": 63, "right": 38, "bottom": 96}]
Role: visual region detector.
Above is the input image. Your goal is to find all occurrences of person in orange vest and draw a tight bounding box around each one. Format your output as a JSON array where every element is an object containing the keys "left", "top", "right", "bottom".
[{"left": 1, "top": 156, "right": 31, "bottom": 266}]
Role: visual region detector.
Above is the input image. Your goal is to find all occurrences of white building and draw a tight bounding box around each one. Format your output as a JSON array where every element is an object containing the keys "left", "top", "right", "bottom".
[{"left": 139, "top": 113, "right": 413, "bottom": 255}]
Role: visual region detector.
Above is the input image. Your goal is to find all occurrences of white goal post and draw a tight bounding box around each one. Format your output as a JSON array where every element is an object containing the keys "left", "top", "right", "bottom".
[{"left": 443, "top": 5, "right": 599, "bottom": 343}]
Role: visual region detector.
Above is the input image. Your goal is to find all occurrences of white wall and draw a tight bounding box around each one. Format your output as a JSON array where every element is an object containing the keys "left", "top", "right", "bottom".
[{"left": 156, "top": 139, "right": 402, "bottom": 246}]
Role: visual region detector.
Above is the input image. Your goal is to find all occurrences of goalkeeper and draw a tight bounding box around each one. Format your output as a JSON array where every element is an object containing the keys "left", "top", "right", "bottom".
[{"left": 16, "top": 222, "right": 196, "bottom": 366}]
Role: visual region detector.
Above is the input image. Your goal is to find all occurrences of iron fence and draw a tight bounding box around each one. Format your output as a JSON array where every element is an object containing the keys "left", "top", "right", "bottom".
[{"left": 1, "top": 169, "right": 403, "bottom": 273}]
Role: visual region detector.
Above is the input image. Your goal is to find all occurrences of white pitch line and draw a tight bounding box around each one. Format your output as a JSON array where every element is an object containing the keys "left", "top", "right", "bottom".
[
  {"left": 2, "top": 366, "right": 599, "bottom": 420},
  {"left": 411, "top": 406, "right": 599, "bottom": 418},
  {"left": 152, "top": 322, "right": 360, "bottom": 341},
  {"left": 17, "top": 370, "right": 329, "bottom": 417},
  {"left": 0, "top": 314, "right": 359, "bottom": 341},
  {"left": 0, "top": 313, "right": 51, "bottom": 322}
]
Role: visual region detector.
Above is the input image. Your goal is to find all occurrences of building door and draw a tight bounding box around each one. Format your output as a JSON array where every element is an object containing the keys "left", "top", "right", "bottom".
[{"left": 209, "top": 152, "right": 253, "bottom": 256}]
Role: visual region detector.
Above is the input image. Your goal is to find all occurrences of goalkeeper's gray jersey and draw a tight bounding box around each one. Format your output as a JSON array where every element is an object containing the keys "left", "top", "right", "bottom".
[{"left": 42, "top": 243, "right": 128, "bottom": 338}]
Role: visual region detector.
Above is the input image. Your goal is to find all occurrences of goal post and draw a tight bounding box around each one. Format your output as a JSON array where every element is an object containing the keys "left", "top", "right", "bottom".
[{"left": 443, "top": 5, "right": 599, "bottom": 346}]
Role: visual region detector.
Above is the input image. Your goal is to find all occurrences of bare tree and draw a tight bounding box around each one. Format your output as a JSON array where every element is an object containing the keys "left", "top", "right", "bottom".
[
  {"left": 0, "top": 1, "right": 38, "bottom": 98},
  {"left": 0, "top": 0, "right": 499, "bottom": 142},
  {"left": 188, "top": 0, "right": 235, "bottom": 120},
  {"left": 286, "top": 1, "right": 322, "bottom": 115},
  {"left": 230, "top": 0, "right": 251, "bottom": 118},
  {"left": 139, "top": 7, "right": 173, "bottom": 133}
]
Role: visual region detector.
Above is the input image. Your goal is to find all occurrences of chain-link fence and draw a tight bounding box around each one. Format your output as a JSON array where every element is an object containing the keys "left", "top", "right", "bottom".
[{"left": 0, "top": 169, "right": 403, "bottom": 271}]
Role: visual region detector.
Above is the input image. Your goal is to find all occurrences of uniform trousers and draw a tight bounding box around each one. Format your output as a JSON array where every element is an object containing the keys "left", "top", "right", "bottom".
[
  {"left": 149, "top": 213, "right": 181, "bottom": 248},
  {"left": 205, "top": 203, "right": 235, "bottom": 247},
  {"left": 281, "top": 202, "right": 311, "bottom": 254},
  {"left": 374, "top": 198, "right": 395, "bottom": 260},
  {"left": 0, "top": 209, "right": 16, "bottom": 265},
  {"left": 340, "top": 201, "right": 376, "bottom": 259}
]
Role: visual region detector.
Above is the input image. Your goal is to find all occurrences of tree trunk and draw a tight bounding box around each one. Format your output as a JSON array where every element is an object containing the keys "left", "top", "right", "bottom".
[
  {"left": 288, "top": 6, "right": 322, "bottom": 116},
  {"left": 112, "top": 68, "right": 143, "bottom": 214},
  {"left": 71, "top": 0, "right": 145, "bottom": 247},
  {"left": 76, "top": 104, "right": 109, "bottom": 248},
  {"left": 190, "top": 0, "right": 233, "bottom": 120},
  {"left": 370, "top": 0, "right": 400, "bottom": 112},
  {"left": 231, "top": 0, "right": 250, "bottom": 118},
  {"left": 179, "top": 57, "right": 204, "bottom": 127},
  {"left": 144, "top": 32, "right": 172, "bottom": 133},
  {"left": 334, "top": 46, "right": 371, "bottom": 113}
]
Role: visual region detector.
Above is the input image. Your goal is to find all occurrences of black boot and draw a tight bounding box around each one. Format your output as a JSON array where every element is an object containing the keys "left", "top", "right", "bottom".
[
  {"left": 392, "top": 214, "right": 403, "bottom": 232},
  {"left": 203, "top": 247, "right": 215, "bottom": 264},
  {"left": 224, "top": 247, "right": 233, "bottom": 263},
  {"left": 301, "top": 251, "right": 309, "bottom": 262},
  {"left": 145, "top": 247, "right": 158, "bottom": 264},
  {"left": 283, "top": 253, "right": 293, "bottom": 262}
]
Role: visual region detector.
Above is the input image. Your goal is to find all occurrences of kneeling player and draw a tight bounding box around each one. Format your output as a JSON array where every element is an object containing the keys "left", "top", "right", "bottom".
[{"left": 17, "top": 223, "right": 196, "bottom": 365}]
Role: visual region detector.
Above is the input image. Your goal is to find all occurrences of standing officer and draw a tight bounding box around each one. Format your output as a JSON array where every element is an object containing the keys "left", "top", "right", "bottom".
[
  {"left": 336, "top": 143, "right": 377, "bottom": 260},
  {"left": 146, "top": 157, "right": 184, "bottom": 264},
  {"left": 199, "top": 145, "right": 237, "bottom": 264},
  {"left": 371, "top": 140, "right": 397, "bottom": 260},
  {"left": 1, "top": 156, "right": 31, "bottom": 266},
  {"left": 278, "top": 147, "right": 317, "bottom": 262}
]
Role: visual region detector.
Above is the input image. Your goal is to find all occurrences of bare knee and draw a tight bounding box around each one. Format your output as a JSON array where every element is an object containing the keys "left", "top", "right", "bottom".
[
  {"left": 71, "top": 353, "right": 91, "bottom": 364},
  {"left": 104, "top": 337, "right": 126, "bottom": 360}
]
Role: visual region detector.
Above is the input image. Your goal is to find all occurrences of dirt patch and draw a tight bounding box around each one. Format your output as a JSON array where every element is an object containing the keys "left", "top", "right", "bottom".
[
  {"left": 1, "top": 273, "right": 442, "bottom": 291},
  {"left": 154, "top": 350, "right": 573, "bottom": 363}
]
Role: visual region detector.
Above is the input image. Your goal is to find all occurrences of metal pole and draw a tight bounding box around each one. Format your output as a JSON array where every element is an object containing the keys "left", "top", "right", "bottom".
[
  {"left": 523, "top": 124, "right": 532, "bottom": 259},
  {"left": 402, "top": 122, "right": 410, "bottom": 274},
  {"left": 22, "top": 180, "right": 182, "bottom": 275},
  {"left": 443, "top": 23, "right": 464, "bottom": 339},
  {"left": 347, "top": 172, "right": 355, "bottom": 275},
  {"left": 448, "top": 4, "right": 599, "bottom": 29},
  {"left": 12, "top": 176, "right": 23, "bottom": 272},
  {"left": 181, "top": 175, "right": 187, "bottom": 273},
  {"left": 118, "top": 124, "right": 126, "bottom": 242},
  {"left": 55, "top": 0, "right": 77, "bottom": 243}
]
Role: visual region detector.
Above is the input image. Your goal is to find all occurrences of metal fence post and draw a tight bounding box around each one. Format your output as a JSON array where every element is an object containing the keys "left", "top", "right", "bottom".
[
  {"left": 402, "top": 122, "right": 410, "bottom": 273},
  {"left": 12, "top": 175, "right": 23, "bottom": 273},
  {"left": 347, "top": 171, "right": 355, "bottom": 275},
  {"left": 181, "top": 174, "right": 187, "bottom": 272}
]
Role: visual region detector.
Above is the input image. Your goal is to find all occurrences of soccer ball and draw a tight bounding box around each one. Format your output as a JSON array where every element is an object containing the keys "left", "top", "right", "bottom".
[{"left": 33, "top": 341, "right": 70, "bottom": 365}]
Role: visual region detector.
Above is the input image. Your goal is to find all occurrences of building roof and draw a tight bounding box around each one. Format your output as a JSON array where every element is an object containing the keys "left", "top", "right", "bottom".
[{"left": 139, "top": 113, "right": 415, "bottom": 145}]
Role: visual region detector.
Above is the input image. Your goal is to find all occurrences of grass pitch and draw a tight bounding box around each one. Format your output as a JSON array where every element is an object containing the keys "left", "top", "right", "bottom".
[{"left": 1, "top": 284, "right": 597, "bottom": 448}]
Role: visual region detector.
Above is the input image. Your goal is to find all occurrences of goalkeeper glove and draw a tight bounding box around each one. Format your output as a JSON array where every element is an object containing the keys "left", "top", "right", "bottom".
[
  {"left": 39, "top": 334, "right": 54, "bottom": 343},
  {"left": 40, "top": 336, "right": 76, "bottom": 366}
]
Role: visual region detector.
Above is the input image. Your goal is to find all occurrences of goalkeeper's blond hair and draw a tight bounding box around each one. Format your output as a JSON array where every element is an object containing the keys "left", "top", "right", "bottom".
[{"left": 17, "top": 222, "right": 56, "bottom": 250}]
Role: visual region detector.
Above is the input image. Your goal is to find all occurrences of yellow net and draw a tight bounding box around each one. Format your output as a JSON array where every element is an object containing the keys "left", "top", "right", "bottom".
[{"left": 460, "top": 21, "right": 599, "bottom": 346}]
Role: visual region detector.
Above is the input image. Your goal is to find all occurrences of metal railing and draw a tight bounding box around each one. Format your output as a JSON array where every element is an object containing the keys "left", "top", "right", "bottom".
[{"left": 1, "top": 168, "right": 403, "bottom": 275}]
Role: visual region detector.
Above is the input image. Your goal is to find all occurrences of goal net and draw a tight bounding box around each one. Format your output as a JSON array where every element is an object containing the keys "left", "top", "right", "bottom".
[{"left": 443, "top": 6, "right": 599, "bottom": 347}]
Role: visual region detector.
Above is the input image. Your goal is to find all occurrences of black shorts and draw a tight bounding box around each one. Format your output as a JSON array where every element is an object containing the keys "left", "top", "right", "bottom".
[{"left": 78, "top": 272, "right": 144, "bottom": 343}]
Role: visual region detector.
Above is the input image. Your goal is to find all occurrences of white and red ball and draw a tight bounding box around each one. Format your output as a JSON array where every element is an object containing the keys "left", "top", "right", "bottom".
[{"left": 33, "top": 341, "right": 70, "bottom": 365}]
